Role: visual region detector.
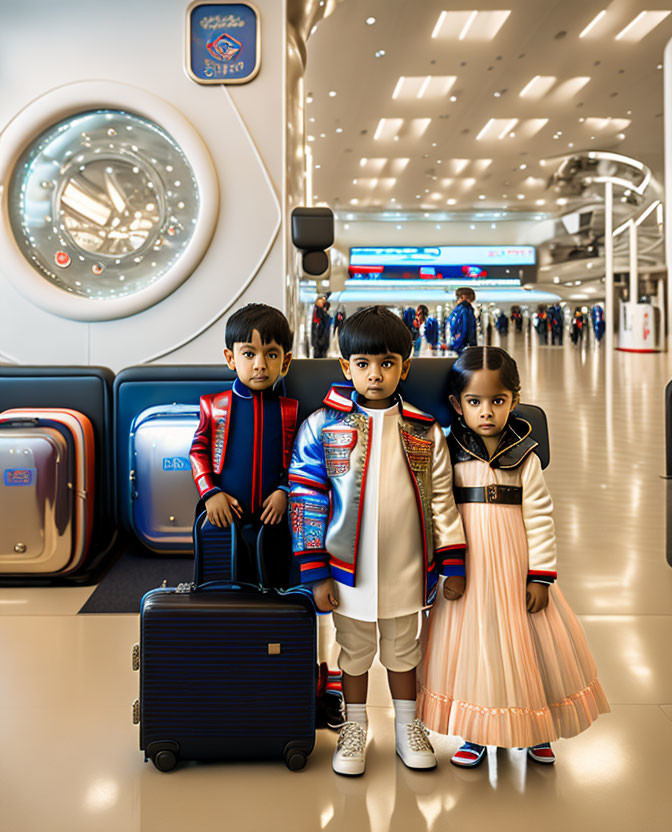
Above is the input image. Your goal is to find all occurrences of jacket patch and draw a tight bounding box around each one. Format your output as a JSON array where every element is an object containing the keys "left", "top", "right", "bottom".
[
  {"left": 290, "top": 497, "right": 329, "bottom": 550},
  {"left": 322, "top": 426, "right": 358, "bottom": 477},
  {"left": 400, "top": 430, "right": 432, "bottom": 473}
]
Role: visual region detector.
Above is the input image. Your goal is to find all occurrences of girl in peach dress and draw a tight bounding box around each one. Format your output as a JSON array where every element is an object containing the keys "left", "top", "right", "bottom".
[{"left": 417, "top": 346, "right": 609, "bottom": 767}]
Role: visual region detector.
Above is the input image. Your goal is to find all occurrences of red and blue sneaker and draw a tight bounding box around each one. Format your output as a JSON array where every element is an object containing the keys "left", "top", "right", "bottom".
[
  {"left": 450, "top": 741, "right": 486, "bottom": 768},
  {"left": 527, "top": 743, "right": 555, "bottom": 764}
]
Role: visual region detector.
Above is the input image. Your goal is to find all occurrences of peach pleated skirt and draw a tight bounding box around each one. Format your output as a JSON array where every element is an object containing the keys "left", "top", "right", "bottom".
[{"left": 417, "top": 502, "right": 609, "bottom": 747}]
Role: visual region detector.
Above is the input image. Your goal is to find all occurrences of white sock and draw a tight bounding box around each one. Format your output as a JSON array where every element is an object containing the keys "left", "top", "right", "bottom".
[
  {"left": 345, "top": 703, "right": 368, "bottom": 728},
  {"left": 393, "top": 698, "right": 417, "bottom": 726}
]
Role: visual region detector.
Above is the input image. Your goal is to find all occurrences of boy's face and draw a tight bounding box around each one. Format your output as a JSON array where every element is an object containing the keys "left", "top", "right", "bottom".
[
  {"left": 224, "top": 329, "right": 292, "bottom": 391},
  {"left": 340, "top": 352, "right": 410, "bottom": 407}
]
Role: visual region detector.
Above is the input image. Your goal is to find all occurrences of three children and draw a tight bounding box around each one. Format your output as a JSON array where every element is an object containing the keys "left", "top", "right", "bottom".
[{"left": 195, "top": 302, "right": 607, "bottom": 775}]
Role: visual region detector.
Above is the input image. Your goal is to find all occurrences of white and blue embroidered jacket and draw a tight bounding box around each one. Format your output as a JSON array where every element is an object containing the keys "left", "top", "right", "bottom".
[{"left": 288, "top": 384, "right": 466, "bottom": 607}]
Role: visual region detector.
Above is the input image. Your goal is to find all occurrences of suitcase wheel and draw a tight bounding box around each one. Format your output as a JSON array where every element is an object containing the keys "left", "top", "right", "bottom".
[
  {"left": 132, "top": 699, "right": 140, "bottom": 725},
  {"left": 153, "top": 750, "right": 178, "bottom": 773},
  {"left": 132, "top": 643, "right": 140, "bottom": 671},
  {"left": 283, "top": 742, "right": 309, "bottom": 772}
]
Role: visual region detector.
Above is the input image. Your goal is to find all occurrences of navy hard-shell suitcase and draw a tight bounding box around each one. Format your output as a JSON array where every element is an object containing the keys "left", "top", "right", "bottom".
[{"left": 134, "top": 520, "right": 317, "bottom": 772}]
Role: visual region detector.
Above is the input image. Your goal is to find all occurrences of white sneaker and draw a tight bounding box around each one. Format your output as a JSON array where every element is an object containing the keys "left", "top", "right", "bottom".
[
  {"left": 395, "top": 718, "right": 437, "bottom": 770},
  {"left": 332, "top": 721, "right": 367, "bottom": 776}
]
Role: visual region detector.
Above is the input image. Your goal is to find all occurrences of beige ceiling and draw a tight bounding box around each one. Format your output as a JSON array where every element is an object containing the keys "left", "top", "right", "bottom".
[{"left": 305, "top": 0, "right": 671, "bottom": 217}]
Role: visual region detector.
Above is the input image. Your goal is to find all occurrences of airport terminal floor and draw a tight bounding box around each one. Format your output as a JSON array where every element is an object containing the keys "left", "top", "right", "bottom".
[{"left": 1, "top": 338, "right": 671, "bottom": 832}]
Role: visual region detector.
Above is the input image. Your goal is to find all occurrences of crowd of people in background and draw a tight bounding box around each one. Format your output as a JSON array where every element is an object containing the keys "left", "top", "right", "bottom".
[{"left": 309, "top": 292, "right": 606, "bottom": 358}]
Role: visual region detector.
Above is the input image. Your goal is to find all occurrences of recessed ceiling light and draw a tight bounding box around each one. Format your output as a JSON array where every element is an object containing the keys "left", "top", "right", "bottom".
[
  {"left": 478, "top": 194, "right": 486, "bottom": 199},
  {"left": 536, "top": 199, "right": 545, "bottom": 205},
  {"left": 436, "top": 224, "right": 442, "bottom": 229},
  {"left": 553, "top": 276, "right": 560, "bottom": 283},
  {"left": 520, "top": 163, "right": 527, "bottom": 170},
  {"left": 320, "top": 133, "right": 326, "bottom": 138},
  {"left": 307, "top": 135, "right": 315, "bottom": 142},
  {"left": 366, "top": 17, "right": 376, "bottom": 25},
  {"left": 396, "top": 224, "right": 402, "bottom": 229},
  {"left": 447, "top": 198, "right": 457, "bottom": 205},
  {"left": 350, "top": 198, "right": 359, "bottom": 205},
  {"left": 557, "top": 197, "right": 568, "bottom": 205},
  {"left": 517, "top": 194, "right": 525, "bottom": 200},
  {"left": 375, "top": 50, "right": 386, "bottom": 58},
  {"left": 493, "top": 91, "right": 501, "bottom": 97},
  {"left": 449, "top": 95, "right": 457, "bottom": 102},
  {"left": 470, "top": 224, "right": 476, "bottom": 230},
  {"left": 424, "top": 212, "right": 430, "bottom": 217},
  {"left": 315, "top": 164, "right": 321, "bottom": 169},
  {"left": 344, "top": 224, "right": 350, "bottom": 230},
  {"left": 309, "top": 117, "right": 315, "bottom": 123},
  {"left": 579, "top": 10, "right": 607, "bottom": 39},
  {"left": 491, "top": 223, "right": 497, "bottom": 229}
]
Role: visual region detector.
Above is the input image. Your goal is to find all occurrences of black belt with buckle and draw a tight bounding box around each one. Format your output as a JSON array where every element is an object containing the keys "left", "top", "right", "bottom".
[{"left": 454, "top": 485, "right": 523, "bottom": 505}]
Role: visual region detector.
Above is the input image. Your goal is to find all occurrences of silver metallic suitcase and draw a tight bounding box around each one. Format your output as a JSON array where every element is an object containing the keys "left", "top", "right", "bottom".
[
  {"left": 0, "top": 421, "right": 74, "bottom": 572},
  {"left": 129, "top": 404, "right": 200, "bottom": 553}
]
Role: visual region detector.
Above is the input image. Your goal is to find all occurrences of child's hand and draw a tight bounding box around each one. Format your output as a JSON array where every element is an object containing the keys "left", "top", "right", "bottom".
[
  {"left": 205, "top": 492, "right": 242, "bottom": 528},
  {"left": 313, "top": 578, "right": 338, "bottom": 612},
  {"left": 526, "top": 582, "right": 549, "bottom": 613},
  {"left": 260, "top": 489, "right": 287, "bottom": 525},
  {"left": 443, "top": 575, "right": 465, "bottom": 601}
]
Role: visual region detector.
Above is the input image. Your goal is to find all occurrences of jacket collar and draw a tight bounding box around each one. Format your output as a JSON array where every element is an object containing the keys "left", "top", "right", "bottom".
[
  {"left": 232, "top": 377, "right": 281, "bottom": 400},
  {"left": 322, "top": 383, "right": 435, "bottom": 424},
  {"left": 449, "top": 414, "right": 537, "bottom": 469}
]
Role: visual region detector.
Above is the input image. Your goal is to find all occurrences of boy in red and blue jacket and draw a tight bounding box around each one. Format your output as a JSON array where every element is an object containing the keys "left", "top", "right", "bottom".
[{"left": 190, "top": 304, "right": 298, "bottom": 580}]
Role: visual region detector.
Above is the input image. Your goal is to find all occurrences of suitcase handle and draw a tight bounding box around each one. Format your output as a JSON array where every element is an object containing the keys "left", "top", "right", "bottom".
[
  {"left": 0, "top": 418, "right": 40, "bottom": 427},
  {"left": 194, "top": 579, "right": 265, "bottom": 593}
]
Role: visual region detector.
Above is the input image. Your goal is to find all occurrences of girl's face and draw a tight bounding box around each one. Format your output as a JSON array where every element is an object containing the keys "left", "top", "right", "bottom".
[{"left": 449, "top": 369, "right": 518, "bottom": 439}]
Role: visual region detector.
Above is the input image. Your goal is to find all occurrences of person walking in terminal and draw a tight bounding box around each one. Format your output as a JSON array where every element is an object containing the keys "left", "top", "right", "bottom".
[
  {"left": 417, "top": 347, "right": 609, "bottom": 768},
  {"left": 289, "top": 306, "right": 466, "bottom": 776},
  {"left": 447, "top": 287, "right": 478, "bottom": 355},
  {"left": 189, "top": 304, "right": 298, "bottom": 579}
]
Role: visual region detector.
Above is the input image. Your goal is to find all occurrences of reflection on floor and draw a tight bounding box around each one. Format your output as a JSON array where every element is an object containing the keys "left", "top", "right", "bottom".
[{"left": 1, "top": 339, "right": 672, "bottom": 832}]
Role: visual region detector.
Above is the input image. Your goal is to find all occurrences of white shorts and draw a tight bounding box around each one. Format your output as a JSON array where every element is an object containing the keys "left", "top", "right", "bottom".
[{"left": 332, "top": 612, "right": 421, "bottom": 676}]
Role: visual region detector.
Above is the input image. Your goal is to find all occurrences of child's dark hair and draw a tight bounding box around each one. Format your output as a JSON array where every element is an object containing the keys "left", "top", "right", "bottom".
[
  {"left": 449, "top": 346, "right": 521, "bottom": 400},
  {"left": 338, "top": 305, "right": 412, "bottom": 360},
  {"left": 225, "top": 303, "right": 293, "bottom": 352}
]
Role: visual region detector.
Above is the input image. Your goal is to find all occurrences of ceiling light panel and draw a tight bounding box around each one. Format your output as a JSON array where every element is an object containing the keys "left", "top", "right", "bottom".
[
  {"left": 552, "top": 77, "right": 591, "bottom": 100},
  {"left": 519, "top": 76, "right": 557, "bottom": 99},
  {"left": 388, "top": 158, "right": 410, "bottom": 175},
  {"left": 392, "top": 75, "right": 457, "bottom": 99},
  {"left": 615, "top": 11, "right": 670, "bottom": 42},
  {"left": 359, "top": 157, "right": 387, "bottom": 173},
  {"left": 583, "top": 117, "right": 631, "bottom": 132},
  {"left": 579, "top": 9, "right": 608, "bottom": 39},
  {"left": 431, "top": 10, "right": 511, "bottom": 40},
  {"left": 373, "top": 118, "right": 404, "bottom": 140}
]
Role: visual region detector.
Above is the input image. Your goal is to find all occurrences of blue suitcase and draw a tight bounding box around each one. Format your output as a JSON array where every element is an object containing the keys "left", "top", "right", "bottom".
[{"left": 134, "top": 520, "right": 317, "bottom": 772}]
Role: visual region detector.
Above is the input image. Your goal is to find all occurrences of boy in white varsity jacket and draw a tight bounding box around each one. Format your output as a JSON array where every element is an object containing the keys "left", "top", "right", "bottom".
[{"left": 289, "top": 306, "right": 466, "bottom": 776}]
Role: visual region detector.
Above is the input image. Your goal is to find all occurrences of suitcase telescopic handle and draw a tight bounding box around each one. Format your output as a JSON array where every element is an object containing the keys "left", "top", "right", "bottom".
[{"left": 193, "top": 511, "right": 266, "bottom": 590}]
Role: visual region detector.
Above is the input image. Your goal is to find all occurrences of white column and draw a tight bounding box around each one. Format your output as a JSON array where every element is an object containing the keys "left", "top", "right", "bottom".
[
  {"left": 629, "top": 220, "right": 638, "bottom": 303},
  {"left": 605, "top": 180, "right": 614, "bottom": 352},
  {"left": 664, "top": 38, "right": 672, "bottom": 350}
]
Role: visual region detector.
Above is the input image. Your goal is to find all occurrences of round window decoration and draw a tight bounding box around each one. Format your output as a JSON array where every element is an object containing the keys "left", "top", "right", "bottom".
[{"left": 8, "top": 109, "right": 200, "bottom": 301}]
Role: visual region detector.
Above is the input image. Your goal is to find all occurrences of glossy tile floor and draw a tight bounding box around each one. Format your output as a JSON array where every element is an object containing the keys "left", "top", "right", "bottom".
[{"left": 2, "top": 337, "right": 672, "bottom": 832}]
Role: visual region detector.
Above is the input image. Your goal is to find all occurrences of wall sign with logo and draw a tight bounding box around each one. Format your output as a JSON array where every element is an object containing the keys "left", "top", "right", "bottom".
[{"left": 187, "top": 2, "right": 261, "bottom": 84}]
